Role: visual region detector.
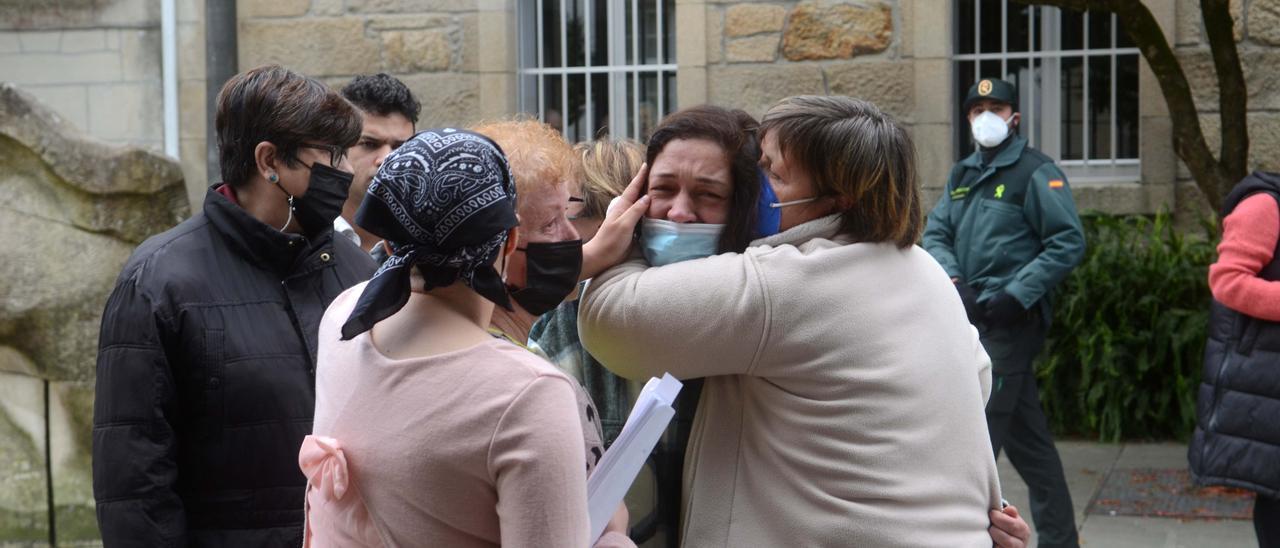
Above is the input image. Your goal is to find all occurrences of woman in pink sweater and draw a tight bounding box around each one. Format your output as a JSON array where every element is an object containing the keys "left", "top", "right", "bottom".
[
  {"left": 1192, "top": 171, "right": 1280, "bottom": 547},
  {"left": 299, "top": 128, "right": 634, "bottom": 547}
]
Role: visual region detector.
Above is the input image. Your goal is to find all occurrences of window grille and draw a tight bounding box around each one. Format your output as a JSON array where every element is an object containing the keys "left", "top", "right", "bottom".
[
  {"left": 518, "top": 0, "right": 677, "bottom": 142},
  {"left": 954, "top": 1, "right": 1141, "bottom": 182}
]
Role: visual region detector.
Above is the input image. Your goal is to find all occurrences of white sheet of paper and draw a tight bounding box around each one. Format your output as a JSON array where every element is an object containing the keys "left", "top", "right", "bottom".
[{"left": 587, "top": 373, "right": 682, "bottom": 542}]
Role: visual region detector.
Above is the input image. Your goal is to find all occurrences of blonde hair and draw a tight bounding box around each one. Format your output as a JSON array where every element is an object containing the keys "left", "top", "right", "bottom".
[
  {"left": 470, "top": 118, "right": 577, "bottom": 216},
  {"left": 575, "top": 139, "right": 645, "bottom": 220}
]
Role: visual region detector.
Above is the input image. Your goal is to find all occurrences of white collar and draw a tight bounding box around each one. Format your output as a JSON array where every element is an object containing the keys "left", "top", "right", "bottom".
[
  {"left": 333, "top": 216, "right": 362, "bottom": 247},
  {"left": 750, "top": 214, "right": 844, "bottom": 248}
]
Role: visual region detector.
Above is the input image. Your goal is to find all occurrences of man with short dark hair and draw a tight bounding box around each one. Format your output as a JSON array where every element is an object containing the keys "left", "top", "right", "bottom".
[
  {"left": 339, "top": 73, "right": 420, "bottom": 252},
  {"left": 92, "top": 65, "right": 376, "bottom": 546},
  {"left": 923, "top": 78, "right": 1086, "bottom": 548}
]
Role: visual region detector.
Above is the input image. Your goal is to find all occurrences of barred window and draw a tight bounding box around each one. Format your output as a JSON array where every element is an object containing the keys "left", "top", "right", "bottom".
[
  {"left": 518, "top": 0, "right": 677, "bottom": 142},
  {"left": 954, "top": 1, "right": 1141, "bottom": 182}
]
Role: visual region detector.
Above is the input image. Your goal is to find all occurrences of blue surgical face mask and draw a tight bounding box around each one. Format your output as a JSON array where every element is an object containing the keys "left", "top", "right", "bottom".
[
  {"left": 754, "top": 168, "right": 782, "bottom": 239},
  {"left": 756, "top": 170, "right": 820, "bottom": 238},
  {"left": 640, "top": 218, "right": 725, "bottom": 266}
]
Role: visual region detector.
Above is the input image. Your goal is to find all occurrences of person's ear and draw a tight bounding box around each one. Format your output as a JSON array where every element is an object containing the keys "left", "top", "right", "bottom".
[
  {"left": 254, "top": 142, "right": 279, "bottom": 183},
  {"left": 503, "top": 227, "right": 520, "bottom": 257},
  {"left": 1009, "top": 112, "right": 1021, "bottom": 130}
]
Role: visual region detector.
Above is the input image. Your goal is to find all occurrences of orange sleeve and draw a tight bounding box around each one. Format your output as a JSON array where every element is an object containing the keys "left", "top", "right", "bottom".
[{"left": 1209, "top": 193, "right": 1280, "bottom": 321}]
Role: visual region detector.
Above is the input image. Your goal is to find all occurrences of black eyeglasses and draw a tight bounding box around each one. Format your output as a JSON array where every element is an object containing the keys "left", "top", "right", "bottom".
[{"left": 297, "top": 143, "right": 347, "bottom": 169}]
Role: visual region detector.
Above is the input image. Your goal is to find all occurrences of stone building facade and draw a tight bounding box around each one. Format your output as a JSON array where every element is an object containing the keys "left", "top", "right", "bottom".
[
  {"left": 2, "top": 0, "right": 1279, "bottom": 544},
  {"left": 4, "top": 0, "right": 1278, "bottom": 214}
]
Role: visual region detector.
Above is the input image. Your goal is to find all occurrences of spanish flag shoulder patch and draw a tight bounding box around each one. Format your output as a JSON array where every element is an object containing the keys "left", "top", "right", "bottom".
[{"left": 1048, "top": 179, "right": 1065, "bottom": 189}]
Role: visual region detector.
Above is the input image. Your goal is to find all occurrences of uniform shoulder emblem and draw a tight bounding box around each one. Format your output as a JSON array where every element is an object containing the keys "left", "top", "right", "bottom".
[{"left": 1048, "top": 179, "right": 1065, "bottom": 189}]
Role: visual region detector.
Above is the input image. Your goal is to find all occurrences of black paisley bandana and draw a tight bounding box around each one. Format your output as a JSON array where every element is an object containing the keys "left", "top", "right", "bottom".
[{"left": 340, "top": 128, "right": 519, "bottom": 340}]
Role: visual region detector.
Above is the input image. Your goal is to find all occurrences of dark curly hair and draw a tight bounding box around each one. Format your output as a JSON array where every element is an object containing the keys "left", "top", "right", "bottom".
[
  {"left": 340, "top": 73, "right": 421, "bottom": 125},
  {"left": 645, "top": 105, "right": 762, "bottom": 254}
]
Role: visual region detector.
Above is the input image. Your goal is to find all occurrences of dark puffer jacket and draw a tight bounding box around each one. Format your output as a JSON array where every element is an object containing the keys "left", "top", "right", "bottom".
[
  {"left": 1189, "top": 171, "right": 1280, "bottom": 499},
  {"left": 92, "top": 186, "right": 376, "bottom": 547}
]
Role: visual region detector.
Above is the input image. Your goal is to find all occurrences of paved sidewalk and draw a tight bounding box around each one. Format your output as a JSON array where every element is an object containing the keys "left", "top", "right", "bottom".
[{"left": 998, "top": 441, "right": 1258, "bottom": 547}]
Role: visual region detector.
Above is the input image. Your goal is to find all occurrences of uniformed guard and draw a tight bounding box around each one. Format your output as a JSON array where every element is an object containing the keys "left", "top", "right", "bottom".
[{"left": 923, "top": 78, "right": 1086, "bottom": 548}]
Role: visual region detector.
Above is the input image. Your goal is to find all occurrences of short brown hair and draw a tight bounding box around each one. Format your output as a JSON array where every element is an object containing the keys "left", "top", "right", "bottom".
[
  {"left": 645, "top": 105, "right": 761, "bottom": 253},
  {"left": 215, "top": 64, "right": 362, "bottom": 188},
  {"left": 576, "top": 138, "right": 645, "bottom": 220},
  {"left": 470, "top": 118, "right": 577, "bottom": 219},
  {"left": 760, "top": 96, "right": 922, "bottom": 248}
]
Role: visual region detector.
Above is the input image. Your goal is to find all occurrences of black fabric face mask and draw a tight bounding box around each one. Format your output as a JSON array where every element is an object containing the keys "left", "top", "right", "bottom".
[
  {"left": 277, "top": 162, "right": 353, "bottom": 237},
  {"left": 509, "top": 239, "right": 583, "bottom": 316}
]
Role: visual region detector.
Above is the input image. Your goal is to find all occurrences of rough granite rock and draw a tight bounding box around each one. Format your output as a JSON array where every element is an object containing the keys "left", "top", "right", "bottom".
[
  {"left": 782, "top": 1, "right": 892, "bottom": 61},
  {"left": 0, "top": 83, "right": 188, "bottom": 544},
  {"left": 1250, "top": 0, "right": 1280, "bottom": 46},
  {"left": 725, "top": 4, "right": 786, "bottom": 37}
]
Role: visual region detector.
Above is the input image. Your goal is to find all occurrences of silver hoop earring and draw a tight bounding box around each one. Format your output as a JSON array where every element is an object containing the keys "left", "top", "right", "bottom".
[{"left": 279, "top": 195, "right": 294, "bottom": 232}]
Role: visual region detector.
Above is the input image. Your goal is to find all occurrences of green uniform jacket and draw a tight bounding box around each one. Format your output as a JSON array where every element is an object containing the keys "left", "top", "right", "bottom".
[{"left": 922, "top": 135, "right": 1086, "bottom": 311}]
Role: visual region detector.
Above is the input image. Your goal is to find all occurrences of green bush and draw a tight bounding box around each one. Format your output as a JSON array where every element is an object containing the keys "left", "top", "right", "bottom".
[{"left": 1035, "top": 211, "right": 1218, "bottom": 442}]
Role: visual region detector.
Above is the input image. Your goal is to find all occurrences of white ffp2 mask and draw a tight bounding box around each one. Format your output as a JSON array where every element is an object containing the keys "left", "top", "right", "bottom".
[{"left": 971, "top": 111, "right": 1012, "bottom": 148}]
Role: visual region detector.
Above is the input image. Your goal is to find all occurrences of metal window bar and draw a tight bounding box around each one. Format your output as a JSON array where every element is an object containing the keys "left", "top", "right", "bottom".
[
  {"left": 656, "top": 0, "right": 664, "bottom": 121},
  {"left": 631, "top": 0, "right": 640, "bottom": 138},
  {"left": 1028, "top": 6, "right": 1036, "bottom": 149},
  {"left": 1001, "top": 0, "right": 1007, "bottom": 77},
  {"left": 1061, "top": 159, "right": 1139, "bottom": 165},
  {"left": 952, "top": 10, "right": 1141, "bottom": 160},
  {"left": 974, "top": 0, "right": 981, "bottom": 55},
  {"left": 584, "top": 0, "right": 593, "bottom": 137},
  {"left": 1040, "top": 6, "right": 1057, "bottom": 159},
  {"left": 615, "top": 0, "right": 630, "bottom": 138},
  {"left": 560, "top": 0, "right": 569, "bottom": 139},
  {"left": 522, "top": 64, "right": 678, "bottom": 75},
  {"left": 519, "top": 0, "right": 675, "bottom": 141},
  {"left": 536, "top": 0, "right": 545, "bottom": 124},
  {"left": 608, "top": 0, "right": 619, "bottom": 137},
  {"left": 1082, "top": 14, "right": 1089, "bottom": 164},
  {"left": 953, "top": 1, "right": 1142, "bottom": 172},
  {"left": 1110, "top": 13, "right": 1117, "bottom": 165},
  {"left": 953, "top": 47, "right": 1140, "bottom": 60}
]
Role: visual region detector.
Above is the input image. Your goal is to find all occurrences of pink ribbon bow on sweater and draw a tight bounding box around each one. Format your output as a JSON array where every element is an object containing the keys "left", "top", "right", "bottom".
[
  {"left": 299, "top": 435, "right": 382, "bottom": 547},
  {"left": 300, "top": 435, "right": 350, "bottom": 501}
]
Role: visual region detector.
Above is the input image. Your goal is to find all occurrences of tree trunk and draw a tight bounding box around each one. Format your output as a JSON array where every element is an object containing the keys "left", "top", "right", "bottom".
[
  {"left": 1011, "top": 0, "right": 1248, "bottom": 214},
  {"left": 1199, "top": 0, "right": 1248, "bottom": 189}
]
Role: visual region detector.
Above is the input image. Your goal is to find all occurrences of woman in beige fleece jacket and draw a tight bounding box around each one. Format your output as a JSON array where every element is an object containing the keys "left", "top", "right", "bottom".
[{"left": 580, "top": 97, "right": 1029, "bottom": 547}]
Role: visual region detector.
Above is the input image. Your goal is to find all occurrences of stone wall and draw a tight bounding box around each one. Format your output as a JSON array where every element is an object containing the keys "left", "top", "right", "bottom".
[
  {"left": 686, "top": 0, "right": 958, "bottom": 203},
  {"left": 1, "top": 0, "right": 516, "bottom": 209},
  {"left": 701, "top": 1, "right": 909, "bottom": 121},
  {"left": 691, "top": 1, "right": 1278, "bottom": 217},
  {"left": 0, "top": 84, "right": 188, "bottom": 546},
  {"left": 1173, "top": 0, "right": 1280, "bottom": 218},
  {"left": 0, "top": 0, "right": 165, "bottom": 154},
  {"left": 237, "top": 0, "right": 482, "bottom": 126},
  {"left": 164, "top": 0, "right": 514, "bottom": 207}
]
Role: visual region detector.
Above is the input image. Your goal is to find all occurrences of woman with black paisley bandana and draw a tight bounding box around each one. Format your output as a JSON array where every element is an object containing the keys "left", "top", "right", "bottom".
[{"left": 301, "top": 128, "right": 634, "bottom": 547}]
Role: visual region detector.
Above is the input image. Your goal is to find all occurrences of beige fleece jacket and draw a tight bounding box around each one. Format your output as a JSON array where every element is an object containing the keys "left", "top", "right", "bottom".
[{"left": 579, "top": 215, "right": 1002, "bottom": 547}]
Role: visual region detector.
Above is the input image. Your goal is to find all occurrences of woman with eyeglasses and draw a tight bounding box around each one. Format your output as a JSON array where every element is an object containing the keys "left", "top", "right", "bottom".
[{"left": 92, "top": 64, "right": 377, "bottom": 546}]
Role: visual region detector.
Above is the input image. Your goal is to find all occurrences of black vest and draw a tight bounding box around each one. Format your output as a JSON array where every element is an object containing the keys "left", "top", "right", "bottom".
[{"left": 1189, "top": 171, "right": 1280, "bottom": 498}]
